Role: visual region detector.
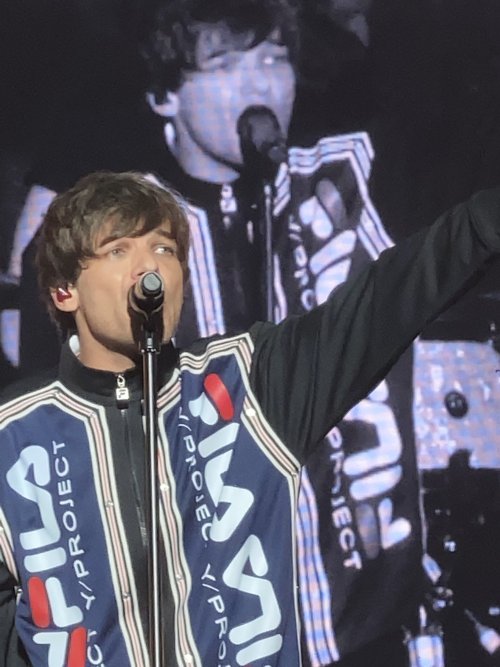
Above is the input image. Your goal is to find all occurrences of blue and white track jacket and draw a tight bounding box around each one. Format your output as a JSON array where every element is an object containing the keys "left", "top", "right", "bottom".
[{"left": 1, "top": 188, "right": 500, "bottom": 666}]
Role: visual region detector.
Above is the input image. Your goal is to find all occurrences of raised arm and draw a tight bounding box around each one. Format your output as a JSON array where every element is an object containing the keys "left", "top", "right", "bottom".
[{"left": 250, "top": 188, "right": 500, "bottom": 460}]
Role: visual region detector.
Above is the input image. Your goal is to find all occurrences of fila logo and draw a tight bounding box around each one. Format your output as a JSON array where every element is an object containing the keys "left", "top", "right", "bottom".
[
  {"left": 6, "top": 442, "right": 100, "bottom": 666},
  {"left": 183, "top": 373, "right": 284, "bottom": 665},
  {"left": 337, "top": 380, "right": 412, "bottom": 564}
]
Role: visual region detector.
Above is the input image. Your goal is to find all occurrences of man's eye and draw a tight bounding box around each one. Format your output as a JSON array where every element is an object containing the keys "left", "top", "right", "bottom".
[
  {"left": 109, "top": 246, "right": 125, "bottom": 257},
  {"left": 156, "top": 245, "right": 177, "bottom": 256},
  {"left": 263, "top": 47, "right": 290, "bottom": 66},
  {"left": 199, "top": 52, "right": 241, "bottom": 73},
  {"left": 199, "top": 55, "right": 224, "bottom": 71},
  {"left": 263, "top": 54, "right": 288, "bottom": 65}
]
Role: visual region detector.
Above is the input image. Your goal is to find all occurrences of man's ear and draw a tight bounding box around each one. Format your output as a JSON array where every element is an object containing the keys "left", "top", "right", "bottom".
[
  {"left": 50, "top": 285, "right": 78, "bottom": 313},
  {"left": 146, "top": 91, "right": 179, "bottom": 118}
]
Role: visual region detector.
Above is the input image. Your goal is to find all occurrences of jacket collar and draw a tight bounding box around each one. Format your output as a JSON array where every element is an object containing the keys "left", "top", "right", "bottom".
[{"left": 58, "top": 335, "right": 178, "bottom": 404}]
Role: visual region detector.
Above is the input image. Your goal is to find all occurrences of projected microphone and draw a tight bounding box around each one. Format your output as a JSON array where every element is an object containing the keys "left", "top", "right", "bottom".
[
  {"left": 237, "top": 106, "right": 286, "bottom": 321},
  {"left": 128, "top": 271, "right": 164, "bottom": 321},
  {"left": 237, "top": 105, "right": 287, "bottom": 181}
]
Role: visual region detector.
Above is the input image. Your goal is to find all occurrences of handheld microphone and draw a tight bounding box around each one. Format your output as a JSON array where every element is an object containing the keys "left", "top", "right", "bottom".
[
  {"left": 128, "top": 272, "right": 164, "bottom": 321},
  {"left": 237, "top": 105, "right": 287, "bottom": 181}
]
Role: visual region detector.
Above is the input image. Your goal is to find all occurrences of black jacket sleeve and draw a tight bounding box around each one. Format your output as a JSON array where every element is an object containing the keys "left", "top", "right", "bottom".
[
  {"left": 0, "top": 563, "right": 30, "bottom": 666},
  {"left": 249, "top": 188, "right": 500, "bottom": 461}
]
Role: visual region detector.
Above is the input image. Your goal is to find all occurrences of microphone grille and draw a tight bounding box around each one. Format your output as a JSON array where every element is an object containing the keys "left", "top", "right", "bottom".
[{"left": 141, "top": 272, "right": 163, "bottom": 297}]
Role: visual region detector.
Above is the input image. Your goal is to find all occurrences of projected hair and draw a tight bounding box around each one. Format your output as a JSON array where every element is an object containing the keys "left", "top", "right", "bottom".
[{"left": 143, "top": 0, "right": 299, "bottom": 100}]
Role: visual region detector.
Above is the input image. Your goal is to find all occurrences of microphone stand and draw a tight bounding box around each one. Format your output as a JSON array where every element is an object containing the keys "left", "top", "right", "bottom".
[
  {"left": 262, "top": 181, "right": 274, "bottom": 322},
  {"left": 140, "top": 319, "right": 163, "bottom": 667},
  {"left": 236, "top": 106, "right": 286, "bottom": 324}
]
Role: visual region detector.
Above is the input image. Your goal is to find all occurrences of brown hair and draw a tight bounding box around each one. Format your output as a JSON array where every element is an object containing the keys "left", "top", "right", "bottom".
[{"left": 36, "top": 171, "right": 190, "bottom": 330}]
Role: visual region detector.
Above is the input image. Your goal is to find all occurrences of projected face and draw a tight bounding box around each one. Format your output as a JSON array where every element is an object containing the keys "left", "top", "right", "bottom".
[{"left": 166, "top": 27, "right": 296, "bottom": 183}]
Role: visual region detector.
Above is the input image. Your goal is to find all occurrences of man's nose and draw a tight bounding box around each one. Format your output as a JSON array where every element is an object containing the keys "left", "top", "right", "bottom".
[
  {"left": 132, "top": 249, "right": 160, "bottom": 278},
  {"left": 243, "top": 75, "right": 271, "bottom": 99},
  {"left": 240, "top": 58, "right": 271, "bottom": 98}
]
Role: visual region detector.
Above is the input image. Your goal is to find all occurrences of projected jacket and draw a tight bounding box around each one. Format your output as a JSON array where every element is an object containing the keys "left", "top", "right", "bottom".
[
  {"left": 166, "top": 134, "right": 421, "bottom": 662},
  {"left": 1, "top": 188, "right": 500, "bottom": 667}
]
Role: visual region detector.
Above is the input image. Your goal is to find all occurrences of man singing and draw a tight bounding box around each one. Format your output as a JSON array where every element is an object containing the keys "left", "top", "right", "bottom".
[
  {"left": 0, "top": 170, "right": 499, "bottom": 666},
  {"left": 6, "top": 12, "right": 414, "bottom": 656}
]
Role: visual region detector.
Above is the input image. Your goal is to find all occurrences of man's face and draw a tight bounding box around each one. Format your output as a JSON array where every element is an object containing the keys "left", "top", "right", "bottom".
[
  {"left": 54, "top": 220, "right": 184, "bottom": 371},
  {"left": 169, "top": 27, "right": 296, "bottom": 183}
]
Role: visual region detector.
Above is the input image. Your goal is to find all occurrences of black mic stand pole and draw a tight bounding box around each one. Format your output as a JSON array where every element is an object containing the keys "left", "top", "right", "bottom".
[
  {"left": 262, "top": 181, "right": 274, "bottom": 322},
  {"left": 140, "top": 318, "right": 163, "bottom": 667},
  {"left": 236, "top": 105, "right": 286, "bottom": 323}
]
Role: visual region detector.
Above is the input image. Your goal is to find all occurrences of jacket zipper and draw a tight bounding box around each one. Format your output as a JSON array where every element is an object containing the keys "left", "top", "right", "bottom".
[{"left": 115, "top": 373, "right": 148, "bottom": 550}]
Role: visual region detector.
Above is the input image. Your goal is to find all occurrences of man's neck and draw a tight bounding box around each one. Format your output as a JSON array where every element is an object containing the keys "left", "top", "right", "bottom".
[
  {"left": 77, "top": 342, "right": 138, "bottom": 374},
  {"left": 173, "top": 133, "right": 240, "bottom": 184}
]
